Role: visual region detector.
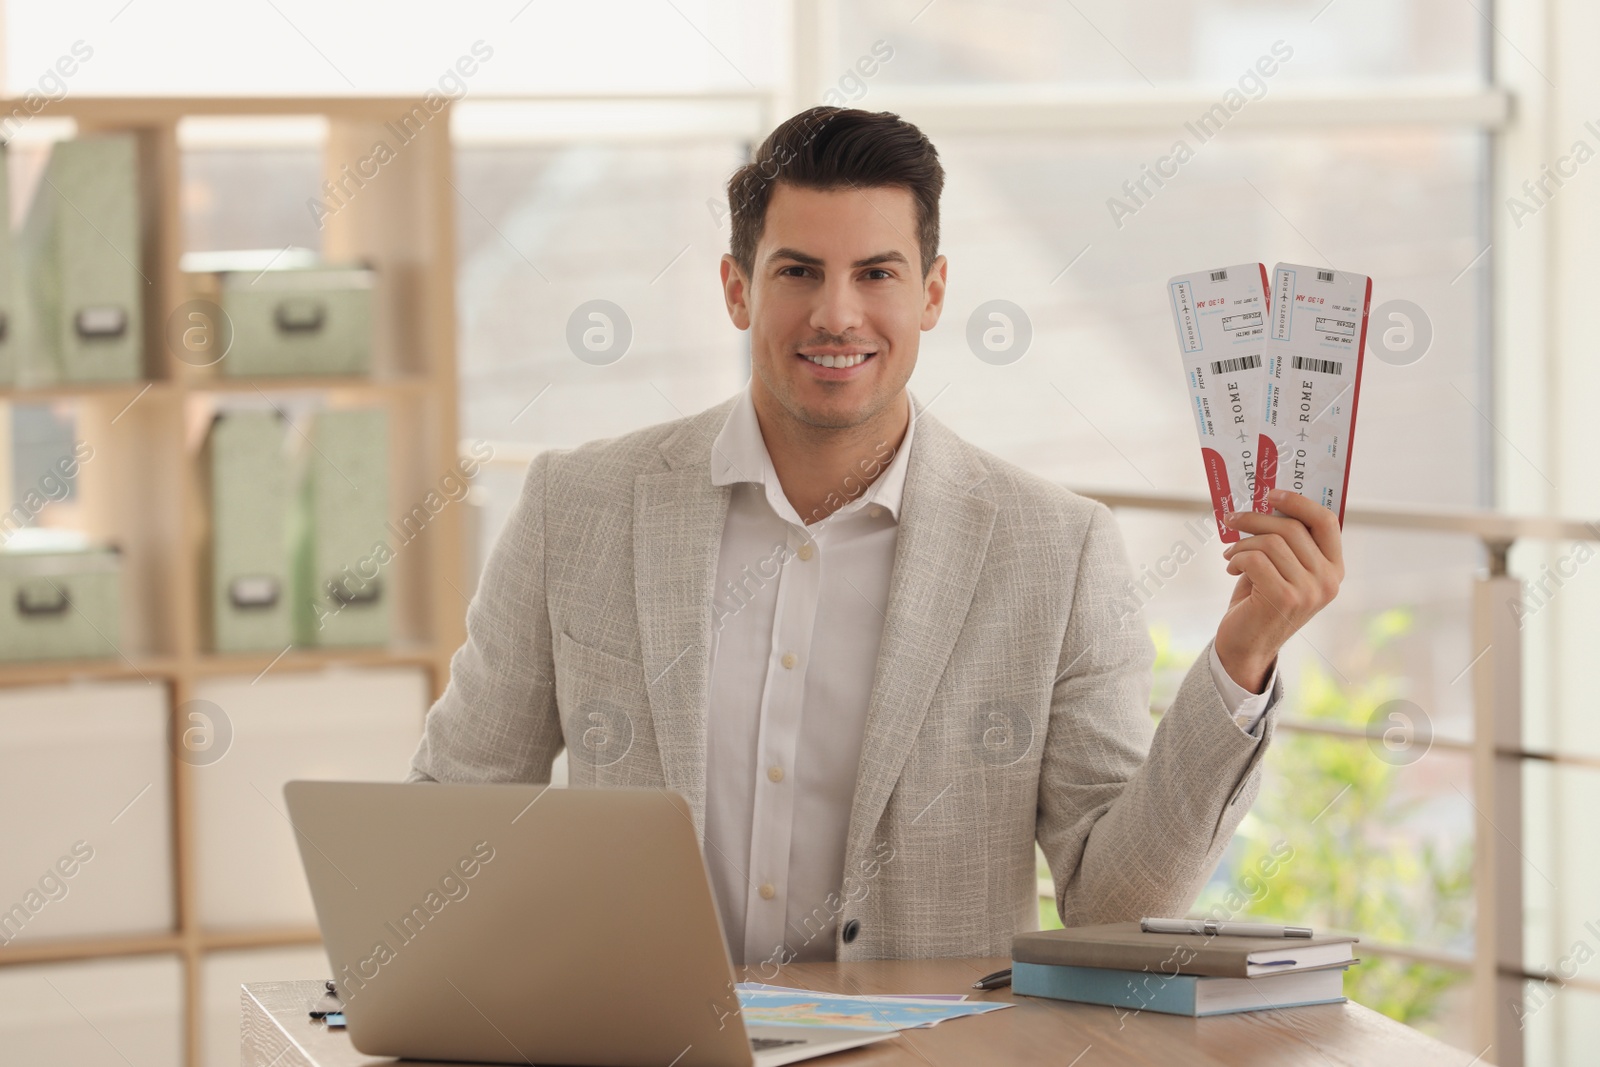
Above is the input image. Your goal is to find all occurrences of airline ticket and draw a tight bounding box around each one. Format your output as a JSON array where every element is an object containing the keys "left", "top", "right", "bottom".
[
  {"left": 1260, "top": 262, "right": 1371, "bottom": 526},
  {"left": 1167, "top": 263, "right": 1272, "bottom": 544}
]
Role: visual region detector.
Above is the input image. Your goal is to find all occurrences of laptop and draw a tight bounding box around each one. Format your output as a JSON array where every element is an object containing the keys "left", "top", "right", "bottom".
[{"left": 283, "top": 781, "right": 899, "bottom": 1066}]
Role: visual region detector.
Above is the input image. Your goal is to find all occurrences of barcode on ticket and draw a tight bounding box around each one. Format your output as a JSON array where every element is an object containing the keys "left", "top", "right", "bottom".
[
  {"left": 1291, "top": 355, "right": 1344, "bottom": 375},
  {"left": 1210, "top": 354, "right": 1262, "bottom": 375}
]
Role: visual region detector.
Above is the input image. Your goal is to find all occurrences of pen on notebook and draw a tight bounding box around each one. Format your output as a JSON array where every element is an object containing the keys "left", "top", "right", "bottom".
[
  {"left": 972, "top": 968, "right": 1012, "bottom": 990},
  {"left": 1140, "top": 918, "right": 1314, "bottom": 939}
]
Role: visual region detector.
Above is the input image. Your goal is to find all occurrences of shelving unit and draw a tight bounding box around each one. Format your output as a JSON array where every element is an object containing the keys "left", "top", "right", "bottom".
[{"left": 0, "top": 97, "right": 466, "bottom": 1067}]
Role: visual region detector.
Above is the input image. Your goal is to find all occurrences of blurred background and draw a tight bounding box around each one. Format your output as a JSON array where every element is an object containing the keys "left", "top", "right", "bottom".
[{"left": 0, "top": 1, "right": 1594, "bottom": 1065}]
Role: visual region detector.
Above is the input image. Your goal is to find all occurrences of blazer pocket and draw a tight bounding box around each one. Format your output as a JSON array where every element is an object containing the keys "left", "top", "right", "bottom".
[{"left": 554, "top": 632, "right": 652, "bottom": 776}]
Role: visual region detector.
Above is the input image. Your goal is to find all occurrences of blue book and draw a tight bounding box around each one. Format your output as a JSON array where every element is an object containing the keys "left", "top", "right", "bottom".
[{"left": 1012, "top": 961, "right": 1348, "bottom": 1017}]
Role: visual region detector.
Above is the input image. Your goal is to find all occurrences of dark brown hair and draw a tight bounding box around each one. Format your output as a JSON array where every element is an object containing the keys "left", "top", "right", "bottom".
[{"left": 726, "top": 106, "right": 944, "bottom": 279}]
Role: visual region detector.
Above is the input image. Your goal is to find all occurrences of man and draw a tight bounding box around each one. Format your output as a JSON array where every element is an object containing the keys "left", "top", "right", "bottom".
[{"left": 408, "top": 107, "right": 1344, "bottom": 968}]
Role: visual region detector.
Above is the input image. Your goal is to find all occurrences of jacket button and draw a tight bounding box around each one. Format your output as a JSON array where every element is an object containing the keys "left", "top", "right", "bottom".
[{"left": 841, "top": 918, "right": 860, "bottom": 943}]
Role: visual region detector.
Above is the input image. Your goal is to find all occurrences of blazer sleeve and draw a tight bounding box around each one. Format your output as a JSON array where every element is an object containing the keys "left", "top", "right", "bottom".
[
  {"left": 1034, "top": 502, "right": 1281, "bottom": 926},
  {"left": 407, "top": 450, "right": 564, "bottom": 784}
]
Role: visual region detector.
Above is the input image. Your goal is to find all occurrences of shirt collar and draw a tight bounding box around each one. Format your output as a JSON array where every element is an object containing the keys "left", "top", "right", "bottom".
[{"left": 709, "top": 386, "right": 916, "bottom": 524}]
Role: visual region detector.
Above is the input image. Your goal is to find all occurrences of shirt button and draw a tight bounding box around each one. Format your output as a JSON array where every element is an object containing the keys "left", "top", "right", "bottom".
[
  {"left": 868, "top": 506, "right": 883, "bottom": 519},
  {"left": 781, "top": 652, "right": 797, "bottom": 670},
  {"left": 797, "top": 543, "right": 815, "bottom": 562},
  {"left": 759, "top": 883, "right": 776, "bottom": 900},
  {"left": 768, "top": 766, "right": 784, "bottom": 783}
]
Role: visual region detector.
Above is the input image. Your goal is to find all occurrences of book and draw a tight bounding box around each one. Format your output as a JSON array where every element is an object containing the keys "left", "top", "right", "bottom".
[
  {"left": 1012, "top": 922, "right": 1357, "bottom": 978},
  {"left": 1012, "top": 961, "right": 1349, "bottom": 1017}
]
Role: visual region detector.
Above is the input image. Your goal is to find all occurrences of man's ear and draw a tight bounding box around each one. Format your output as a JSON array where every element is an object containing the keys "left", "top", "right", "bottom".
[
  {"left": 920, "top": 253, "right": 948, "bottom": 331},
  {"left": 721, "top": 254, "right": 752, "bottom": 330}
]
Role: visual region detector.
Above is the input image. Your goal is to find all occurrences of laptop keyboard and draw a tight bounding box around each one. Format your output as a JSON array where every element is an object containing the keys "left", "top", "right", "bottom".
[{"left": 751, "top": 1036, "right": 807, "bottom": 1050}]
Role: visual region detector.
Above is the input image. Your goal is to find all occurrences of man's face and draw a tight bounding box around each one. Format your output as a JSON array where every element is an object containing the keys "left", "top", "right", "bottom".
[{"left": 721, "top": 183, "right": 947, "bottom": 432}]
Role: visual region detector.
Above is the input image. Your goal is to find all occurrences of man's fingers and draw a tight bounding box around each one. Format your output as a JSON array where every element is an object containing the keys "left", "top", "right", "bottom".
[
  {"left": 1265, "top": 489, "right": 1343, "bottom": 566},
  {"left": 1226, "top": 491, "right": 1345, "bottom": 591},
  {"left": 1226, "top": 512, "right": 1324, "bottom": 575},
  {"left": 1225, "top": 533, "right": 1310, "bottom": 602},
  {"left": 1229, "top": 550, "right": 1298, "bottom": 620}
]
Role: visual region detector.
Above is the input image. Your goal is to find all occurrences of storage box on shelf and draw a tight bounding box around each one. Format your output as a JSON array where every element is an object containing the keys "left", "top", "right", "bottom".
[
  {"left": 204, "top": 410, "right": 295, "bottom": 654},
  {"left": 202, "top": 399, "right": 404, "bottom": 654},
  {"left": 190, "top": 667, "right": 428, "bottom": 930},
  {"left": 0, "top": 530, "right": 123, "bottom": 663},
  {"left": 292, "top": 406, "right": 391, "bottom": 648},
  {"left": 0, "top": 96, "right": 465, "bottom": 1067},
  {"left": 181, "top": 248, "right": 376, "bottom": 379},
  {"left": 0, "top": 143, "right": 16, "bottom": 387},
  {"left": 13, "top": 135, "right": 145, "bottom": 387},
  {"left": 0, "top": 955, "right": 184, "bottom": 1066},
  {"left": 0, "top": 681, "right": 175, "bottom": 942}
]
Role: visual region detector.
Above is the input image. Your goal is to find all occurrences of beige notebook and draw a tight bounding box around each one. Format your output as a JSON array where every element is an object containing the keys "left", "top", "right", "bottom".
[{"left": 1013, "top": 922, "right": 1357, "bottom": 978}]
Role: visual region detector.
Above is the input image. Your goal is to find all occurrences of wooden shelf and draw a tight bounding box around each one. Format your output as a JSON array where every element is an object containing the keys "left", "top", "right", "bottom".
[
  {"left": 0, "top": 931, "right": 185, "bottom": 966},
  {"left": 178, "top": 374, "right": 433, "bottom": 397},
  {"left": 192, "top": 643, "right": 441, "bottom": 679},
  {"left": 0, "top": 375, "right": 432, "bottom": 402},
  {"left": 0, "top": 925, "right": 322, "bottom": 966},
  {"left": 44, "top": 95, "right": 464, "bottom": 123},
  {"left": 0, "top": 380, "right": 176, "bottom": 404},
  {"left": 0, "top": 655, "right": 183, "bottom": 688},
  {"left": 199, "top": 926, "right": 323, "bottom": 952},
  {"left": 0, "top": 95, "right": 466, "bottom": 1067}
]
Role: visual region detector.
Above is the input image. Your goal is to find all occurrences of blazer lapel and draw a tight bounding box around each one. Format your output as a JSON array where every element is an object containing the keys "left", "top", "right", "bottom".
[
  {"left": 633, "top": 404, "right": 734, "bottom": 842},
  {"left": 844, "top": 413, "right": 997, "bottom": 869}
]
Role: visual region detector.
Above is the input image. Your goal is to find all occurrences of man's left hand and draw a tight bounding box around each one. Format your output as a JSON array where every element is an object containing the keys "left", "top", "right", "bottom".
[{"left": 1213, "top": 488, "right": 1345, "bottom": 693}]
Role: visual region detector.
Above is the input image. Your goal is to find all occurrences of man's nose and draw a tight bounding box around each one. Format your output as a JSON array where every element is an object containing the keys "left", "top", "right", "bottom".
[{"left": 811, "top": 277, "right": 865, "bottom": 337}]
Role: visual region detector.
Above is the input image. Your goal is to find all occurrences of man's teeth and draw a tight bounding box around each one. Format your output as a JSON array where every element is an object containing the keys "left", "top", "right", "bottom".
[{"left": 803, "top": 353, "right": 871, "bottom": 368}]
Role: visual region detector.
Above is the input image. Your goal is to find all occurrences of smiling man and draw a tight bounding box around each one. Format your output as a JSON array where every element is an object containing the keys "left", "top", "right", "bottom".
[{"left": 408, "top": 107, "right": 1344, "bottom": 966}]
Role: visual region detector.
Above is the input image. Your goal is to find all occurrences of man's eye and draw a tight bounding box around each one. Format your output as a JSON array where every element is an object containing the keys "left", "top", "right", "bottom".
[
  {"left": 864, "top": 269, "right": 892, "bottom": 280},
  {"left": 779, "top": 266, "right": 811, "bottom": 278}
]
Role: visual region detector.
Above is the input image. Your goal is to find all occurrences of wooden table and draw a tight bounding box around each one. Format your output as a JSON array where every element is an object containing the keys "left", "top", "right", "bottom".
[{"left": 242, "top": 958, "right": 1489, "bottom": 1067}]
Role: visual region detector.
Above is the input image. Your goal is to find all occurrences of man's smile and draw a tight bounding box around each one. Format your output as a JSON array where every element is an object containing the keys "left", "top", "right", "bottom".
[{"left": 797, "top": 346, "right": 879, "bottom": 375}]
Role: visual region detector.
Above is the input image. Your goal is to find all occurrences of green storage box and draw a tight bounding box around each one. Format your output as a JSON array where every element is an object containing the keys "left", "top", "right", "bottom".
[
  {"left": 293, "top": 408, "right": 390, "bottom": 648},
  {"left": 0, "top": 537, "right": 122, "bottom": 662},
  {"left": 208, "top": 259, "right": 374, "bottom": 378},
  {"left": 14, "top": 135, "right": 143, "bottom": 385},
  {"left": 0, "top": 141, "right": 16, "bottom": 387},
  {"left": 207, "top": 411, "right": 294, "bottom": 652}
]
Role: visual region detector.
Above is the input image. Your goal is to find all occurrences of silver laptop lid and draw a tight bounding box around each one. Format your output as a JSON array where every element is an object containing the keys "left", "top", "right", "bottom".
[{"left": 283, "top": 781, "right": 757, "bottom": 1067}]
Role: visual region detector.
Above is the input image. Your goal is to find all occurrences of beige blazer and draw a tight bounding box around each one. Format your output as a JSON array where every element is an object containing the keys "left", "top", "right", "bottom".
[{"left": 408, "top": 397, "right": 1281, "bottom": 960}]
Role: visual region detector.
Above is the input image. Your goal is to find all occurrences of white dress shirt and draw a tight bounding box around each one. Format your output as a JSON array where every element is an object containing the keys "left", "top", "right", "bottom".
[{"left": 702, "top": 387, "right": 1275, "bottom": 966}]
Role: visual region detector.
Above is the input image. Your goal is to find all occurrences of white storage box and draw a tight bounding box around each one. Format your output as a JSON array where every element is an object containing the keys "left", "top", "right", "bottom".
[
  {"left": 190, "top": 667, "right": 427, "bottom": 928},
  {"left": 0, "top": 955, "right": 182, "bottom": 1066},
  {"left": 0, "top": 680, "right": 174, "bottom": 942}
]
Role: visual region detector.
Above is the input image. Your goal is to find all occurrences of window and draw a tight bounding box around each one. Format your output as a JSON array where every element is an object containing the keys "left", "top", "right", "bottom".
[{"left": 444, "top": 6, "right": 1508, "bottom": 1057}]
